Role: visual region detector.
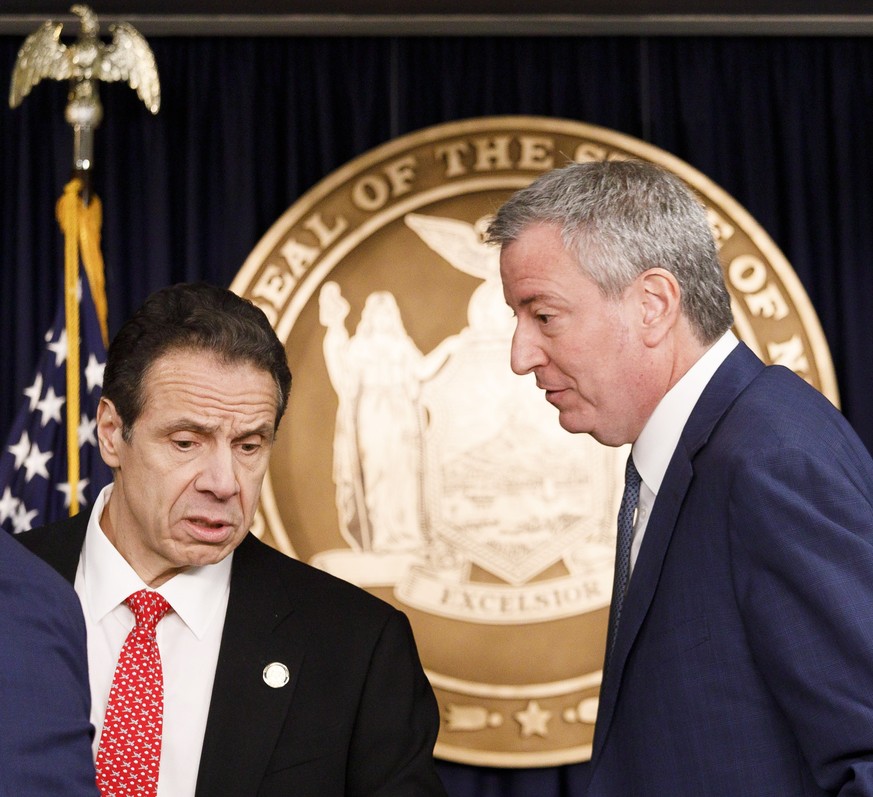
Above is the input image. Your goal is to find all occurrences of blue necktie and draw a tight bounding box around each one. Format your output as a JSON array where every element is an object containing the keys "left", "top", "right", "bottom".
[{"left": 605, "top": 453, "right": 642, "bottom": 671}]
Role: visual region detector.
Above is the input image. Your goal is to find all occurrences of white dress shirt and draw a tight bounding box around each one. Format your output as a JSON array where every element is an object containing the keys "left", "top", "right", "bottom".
[
  {"left": 75, "top": 484, "right": 232, "bottom": 797},
  {"left": 629, "top": 331, "right": 739, "bottom": 575}
]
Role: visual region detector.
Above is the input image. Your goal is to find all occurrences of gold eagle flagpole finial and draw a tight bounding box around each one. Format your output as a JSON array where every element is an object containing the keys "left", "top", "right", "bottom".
[{"left": 9, "top": 3, "right": 160, "bottom": 197}]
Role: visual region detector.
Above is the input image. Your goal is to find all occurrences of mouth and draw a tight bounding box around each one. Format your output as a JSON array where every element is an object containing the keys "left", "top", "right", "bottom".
[
  {"left": 184, "top": 516, "right": 237, "bottom": 543},
  {"left": 542, "top": 386, "right": 566, "bottom": 402}
]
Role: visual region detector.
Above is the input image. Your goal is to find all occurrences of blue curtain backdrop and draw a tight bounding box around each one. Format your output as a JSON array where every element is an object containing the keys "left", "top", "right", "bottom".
[{"left": 3, "top": 32, "right": 873, "bottom": 795}]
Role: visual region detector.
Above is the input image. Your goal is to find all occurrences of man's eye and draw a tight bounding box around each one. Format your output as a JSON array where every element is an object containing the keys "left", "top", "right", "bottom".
[
  {"left": 239, "top": 442, "right": 261, "bottom": 454},
  {"left": 536, "top": 313, "right": 552, "bottom": 324},
  {"left": 173, "top": 439, "right": 195, "bottom": 450}
]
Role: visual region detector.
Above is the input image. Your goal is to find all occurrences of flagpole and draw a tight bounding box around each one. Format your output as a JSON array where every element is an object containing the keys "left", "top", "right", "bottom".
[{"left": 5, "top": 4, "right": 159, "bottom": 524}]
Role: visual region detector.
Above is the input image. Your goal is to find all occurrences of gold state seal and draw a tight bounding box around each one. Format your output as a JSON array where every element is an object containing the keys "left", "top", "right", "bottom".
[{"left": 231, "top": 117, "right": 837, "bottom": 767}]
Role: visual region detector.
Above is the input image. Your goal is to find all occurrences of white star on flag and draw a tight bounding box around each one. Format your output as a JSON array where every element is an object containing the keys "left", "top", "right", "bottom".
[
  {"left": 0, "top": 487, "right": 18, "bottom": 523},
  {"left": 78, "top": 414, "right": 98, "bottom": 448},
  {"left": 47, "top": 327, "right": 68, "bottom": 367},
  {"left": 7, "top": 431, "right": 31, "bottom": 469},
  {"left": 23, "top": 373, "right": 43, "bottom": 412},
  {"left": 36, "top": 386, "right": 65, "bottom": 427},
  {"left": 23, "top": 443, "right": 53, "bottom": 483},
  {"left": 10, "top": 502, "right": 38, "bottom": 534},
  {"left": 84, "top": 353, "right": 106, "bottom": 394},
  {"left": 57, "top": 478, "right": 90, "bottom": 509}
]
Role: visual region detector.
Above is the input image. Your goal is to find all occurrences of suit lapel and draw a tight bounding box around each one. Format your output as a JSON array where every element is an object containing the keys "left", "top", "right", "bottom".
[
  {"left": 195, "top": 534, "right": 300, "bottom": 797},
  {"left": 592, "top": 343, "right": 764, "bottom": 761}
]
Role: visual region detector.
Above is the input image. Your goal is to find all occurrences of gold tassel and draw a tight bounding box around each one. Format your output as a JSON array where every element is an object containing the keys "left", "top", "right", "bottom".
[
  {"left": 78, "top": 194, "right": 109, "bottom": 347},
  {"left": 55, "top": 179, "right": 110, "bottom": 516}
]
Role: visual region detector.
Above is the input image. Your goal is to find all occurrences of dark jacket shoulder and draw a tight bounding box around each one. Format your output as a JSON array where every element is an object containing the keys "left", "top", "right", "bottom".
[
  {"left": 16, "top": 512, "right": 89, "bottom": 584},
  {"left": 233, "top": 532, "right": 401, "bottom": 624}
]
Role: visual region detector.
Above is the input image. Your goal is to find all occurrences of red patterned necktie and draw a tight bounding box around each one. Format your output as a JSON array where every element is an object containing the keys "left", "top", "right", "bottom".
[{"left": 96, "top": 589, "right": 172, "bottom": 797}]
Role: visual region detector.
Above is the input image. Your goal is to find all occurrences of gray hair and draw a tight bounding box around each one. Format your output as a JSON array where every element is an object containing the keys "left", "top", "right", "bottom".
[{"left": 487, "top": 160, "right": 733, "bottom": 344}]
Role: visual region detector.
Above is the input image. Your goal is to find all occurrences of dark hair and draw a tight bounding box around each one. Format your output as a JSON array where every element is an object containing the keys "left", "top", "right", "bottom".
[
  {"left": 102, "top": 282, "right": 292, "bottom": 438},
  {"left": 487, "top": 160, "right": 733, "bottom": 345}
]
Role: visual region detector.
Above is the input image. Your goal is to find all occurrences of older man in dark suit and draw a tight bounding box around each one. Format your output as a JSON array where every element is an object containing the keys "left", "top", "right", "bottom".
[
  {"left": 20, "top": 282, "right": 446, "bottom": 797},
  {"left": 490, "top": 160, "right": 873, "bottom": 796}
]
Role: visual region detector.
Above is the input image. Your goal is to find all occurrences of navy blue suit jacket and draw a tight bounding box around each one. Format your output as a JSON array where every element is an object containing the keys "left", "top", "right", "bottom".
[
  {"left": 0, "top": 530, "right": 97, "bottom": 797},
  {"left": 19, "top": 515, "right": 446, "bottom": 797},
  {"left": 587, "top": 343, "right": 873, "bottom": 796}
]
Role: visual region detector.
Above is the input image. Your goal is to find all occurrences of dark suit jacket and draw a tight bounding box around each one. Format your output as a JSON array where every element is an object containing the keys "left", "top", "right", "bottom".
[
  {"left": 19, "top": 514, "right": 447, "bottom": 797},
  {"left": 587, "top": 343, "right": 873, "bottom": 796},
  {"left": 0, "top": 530, "right": 97, "bottom": 797}
]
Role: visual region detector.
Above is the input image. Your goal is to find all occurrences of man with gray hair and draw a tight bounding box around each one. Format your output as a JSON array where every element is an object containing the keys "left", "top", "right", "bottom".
[{"left": 490, "top": 160, "right": 873, "bottom": 795}]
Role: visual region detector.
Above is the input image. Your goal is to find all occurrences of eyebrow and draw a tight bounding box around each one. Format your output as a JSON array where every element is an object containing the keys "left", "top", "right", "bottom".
[
  {"left": 241, "top": 423, "right": 276, "bottom": 442},
  {"left": 159, "top": 419, "right": 217, "bottom": 436},
  {"left": 160, "top": 419, "right": 275, "bottom": 441},
  {"left": 517, "top": 292, "right": 557, "bottom": 308}
]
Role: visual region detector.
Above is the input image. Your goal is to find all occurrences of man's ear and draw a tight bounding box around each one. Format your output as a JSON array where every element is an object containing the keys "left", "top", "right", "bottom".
[
  {"left": 637, "top": 268, "right": 682, "bottom": 347},
  {"left": 96, "top": 398, "right": 124, "bottom": 468}
]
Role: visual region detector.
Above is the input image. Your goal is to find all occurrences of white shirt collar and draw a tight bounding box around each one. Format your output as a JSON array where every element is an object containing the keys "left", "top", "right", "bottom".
[
  {"left": 82, "top": 483, "right": 233, "bottom": 639},
  {"left": 633, "top": 331, "right": 738, "bottom": 495}
]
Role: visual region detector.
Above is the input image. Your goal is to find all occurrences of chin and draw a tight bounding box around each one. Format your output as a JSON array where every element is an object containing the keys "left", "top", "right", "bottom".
[
  {"left": 182, "top": 539, "right": 239, "bottom": 567},
  {"left": 559, "top": 416, "right": 624, "bottom": 447},
  {"left": 557, "top": 412, "right": 592, "bottom": 436}
]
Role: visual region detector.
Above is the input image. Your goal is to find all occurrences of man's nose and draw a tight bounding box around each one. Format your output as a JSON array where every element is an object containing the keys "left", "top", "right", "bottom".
[
  {"left": 510, "top": 322, "right": 547, "bottom": 375},
  {"left": 195, "top": 445, "right": 240, "bottom": 499}
]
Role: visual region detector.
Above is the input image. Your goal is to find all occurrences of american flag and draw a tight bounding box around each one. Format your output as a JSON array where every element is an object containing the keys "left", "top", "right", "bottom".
[{"left": 0, "top": 275, "right": 112, "bottom": 534}]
